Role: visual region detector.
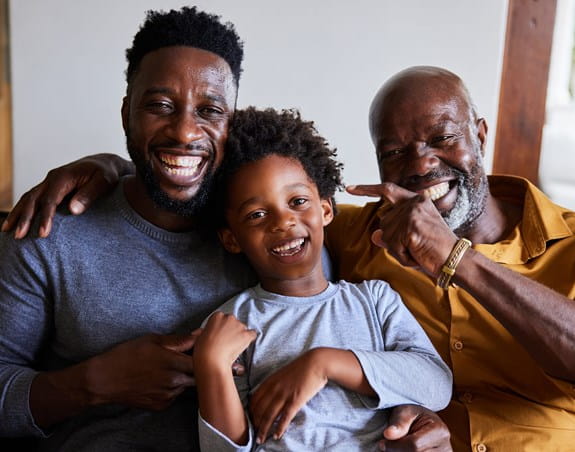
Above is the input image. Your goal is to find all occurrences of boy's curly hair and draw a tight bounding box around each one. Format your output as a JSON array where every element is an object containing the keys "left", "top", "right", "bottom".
[
  {"left": 125, "top": 6, "right": 244, "bottom": 86},
  {"left": 214, "top": 107, "right": 344, "bottom": 224}
]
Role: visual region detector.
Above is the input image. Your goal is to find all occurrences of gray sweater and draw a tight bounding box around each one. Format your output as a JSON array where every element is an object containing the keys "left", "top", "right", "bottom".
[
  {"left": 199, "top": 281, "right": 452, "bottom": 451},
  {"left": 0, "top": 181, "right": 256, "bottom": 451}
]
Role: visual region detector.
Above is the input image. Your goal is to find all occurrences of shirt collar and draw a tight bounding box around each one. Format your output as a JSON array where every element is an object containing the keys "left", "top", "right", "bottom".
[{"left": 474, "top": 175, "right": 573, "bottom": 264}]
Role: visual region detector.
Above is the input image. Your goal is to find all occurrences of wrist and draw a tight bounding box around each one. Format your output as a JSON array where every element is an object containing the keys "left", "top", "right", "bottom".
[
  {"left": 29, "top": 365, "right": 93, "bottom": 428},
  {"left": 306, "top": 347, "right": 334, "bottom": 381},
  {"left": 436, "top": 237, "right": 472, "bottom": 288},
  {"left": 193, "top": 350, "right": 232, "bottom": 380}
]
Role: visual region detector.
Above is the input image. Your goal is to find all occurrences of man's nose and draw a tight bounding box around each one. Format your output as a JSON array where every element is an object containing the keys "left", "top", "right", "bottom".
[
  {"left": 165, "top": 111, "right": 203, "bottom": 143},
  {"left": 408, "top": 141, "right": 440, "bottom": 176}
]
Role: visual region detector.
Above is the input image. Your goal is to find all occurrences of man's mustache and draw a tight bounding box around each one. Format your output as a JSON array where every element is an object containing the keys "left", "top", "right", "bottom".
[{"left": 400, "top": 167, "right": 465, "bottom": 188}]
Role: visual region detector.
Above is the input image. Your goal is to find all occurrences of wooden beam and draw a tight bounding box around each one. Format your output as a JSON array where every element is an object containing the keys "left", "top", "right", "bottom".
[{"left": 492, "top": 0, "right": 557, "bottom": 185}]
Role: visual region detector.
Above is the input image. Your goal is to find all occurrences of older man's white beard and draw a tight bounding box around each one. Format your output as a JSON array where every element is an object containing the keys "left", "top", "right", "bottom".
[{"left": 442, "top": 151, "right": 488, "bottom": 235}]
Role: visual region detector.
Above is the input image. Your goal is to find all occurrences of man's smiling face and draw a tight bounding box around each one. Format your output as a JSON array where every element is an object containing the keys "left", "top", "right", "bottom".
[
  {"left": 123, "top": 46, "right": 237, "bottom": 217},
  {"left": 369, "top": 70, "right": 489, "bottom": 234}
]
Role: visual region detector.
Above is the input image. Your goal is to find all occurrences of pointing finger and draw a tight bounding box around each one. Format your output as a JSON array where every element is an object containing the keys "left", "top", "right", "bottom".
[
  {"left": 346, "top": 184, "right": 387, "bottom": 198},
  {"left": 347, "top": 183, "right": 418, "bottom": 205}
]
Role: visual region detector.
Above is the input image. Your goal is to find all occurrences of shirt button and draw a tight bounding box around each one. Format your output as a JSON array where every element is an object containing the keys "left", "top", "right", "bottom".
[
  {"left": 453, "top": 340, "right": 464, "bottom": 351},
  {"left": 476, "top": 444, "right": 487, "bottom": 452},
  {"left": 462, "top": 392, "right": 473, "bottom": 403}
]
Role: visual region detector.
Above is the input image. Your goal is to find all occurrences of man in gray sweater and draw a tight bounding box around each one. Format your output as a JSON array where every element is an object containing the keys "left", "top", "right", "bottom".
[
  {"left": 0, "top": 7, "right": 252, "bottom": 451},
  {"left": 0, "top": 6, "right": 449, "bottom": 452}
]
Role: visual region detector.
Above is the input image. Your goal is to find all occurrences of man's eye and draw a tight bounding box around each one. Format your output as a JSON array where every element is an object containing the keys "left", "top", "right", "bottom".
[
  {"left": 430, "top": 135, "right": 454, "bottom": 145},
  {"left": 147, "top": 102, "right": 173, "bottom": 114},
  {"left": 199, "top": 106, "right": 224, "bottom": 118},
  {"left": 379, "top": 148, "right": 404, "bottom": 160}
]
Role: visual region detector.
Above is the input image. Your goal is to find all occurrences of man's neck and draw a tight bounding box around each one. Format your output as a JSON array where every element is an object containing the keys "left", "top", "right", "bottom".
[
  {"left": 465, "top": 194, "right": 522, "bottom": 245},
  {"left": 123, "top": 175, "right": 197, "bottom": 232}
]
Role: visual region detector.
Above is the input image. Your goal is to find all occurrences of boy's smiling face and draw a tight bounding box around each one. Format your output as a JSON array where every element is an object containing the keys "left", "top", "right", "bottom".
[{"left": 219, "top": 154, "right": 334, "bottom": 296}]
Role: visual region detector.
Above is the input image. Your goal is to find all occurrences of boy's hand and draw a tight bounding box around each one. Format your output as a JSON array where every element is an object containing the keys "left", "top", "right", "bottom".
[
  {"left": 193, "top": 312, "right": 257, "bottom": 370},
  {"left": 249, "top": 349, "right": 328, "bottom": 444}
]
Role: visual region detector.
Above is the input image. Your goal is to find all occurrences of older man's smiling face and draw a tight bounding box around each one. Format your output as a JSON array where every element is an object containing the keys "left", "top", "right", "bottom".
[{"left": 369, "top": 72, "right": 489, "bottom": 234}]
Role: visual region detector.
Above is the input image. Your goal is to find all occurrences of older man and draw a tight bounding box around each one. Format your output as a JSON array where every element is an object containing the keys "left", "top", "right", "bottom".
[
  {"left": 0, "top": 8, "right": 446, "bottom": 452},
  {"left": 332, "top": 66, "right": 575, "bottom": 451}
]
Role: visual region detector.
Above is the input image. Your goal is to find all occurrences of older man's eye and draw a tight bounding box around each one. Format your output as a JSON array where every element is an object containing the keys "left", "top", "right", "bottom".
[
  {"left": 379, "top": 148, "right": 404, "bottom": 160},
  {"left": 430, "top": 135, "right": 455, "bottom": 145}
]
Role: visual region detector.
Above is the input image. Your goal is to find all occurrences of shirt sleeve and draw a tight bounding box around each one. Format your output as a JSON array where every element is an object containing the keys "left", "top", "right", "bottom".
[
  {"left": 198, "top": 411, "right": 254, "bottom": 452},
  {"left": 0, "top": 232, "right": 53, "bottom": 436},
  {"left": 350, "top": 281, "right": 453, "bottom": 412}
]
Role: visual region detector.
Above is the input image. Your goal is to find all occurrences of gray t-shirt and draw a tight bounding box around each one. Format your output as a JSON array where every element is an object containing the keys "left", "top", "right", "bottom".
[
  {"left": 0, "top": 180, "right": 256, "bottom": 451},
  {"left": 199, "top": 280, "right": 452, "bottom": 451}
]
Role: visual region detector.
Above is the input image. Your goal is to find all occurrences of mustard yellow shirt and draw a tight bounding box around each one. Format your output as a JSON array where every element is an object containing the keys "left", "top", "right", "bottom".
[{"left": 325, "top": 176, "right": 575, "bottom": 452}]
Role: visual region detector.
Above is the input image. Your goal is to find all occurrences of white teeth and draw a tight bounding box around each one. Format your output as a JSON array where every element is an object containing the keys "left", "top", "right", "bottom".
[
  {"left": 159, "top": 155, "right": 202, "bottom": 171},
  {"left": 422, "top": 182, "right": 450, "bottom": 201},
  {"left": 272, "top": 238, "right": 305, "bottom": 256},
  {"left": 165, "top": 166, "right": 198, "bottom": 176}
]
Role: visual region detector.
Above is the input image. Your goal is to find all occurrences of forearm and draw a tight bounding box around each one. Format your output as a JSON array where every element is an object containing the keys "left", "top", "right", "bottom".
[
  {"left": 29, "top": 362, "right": 95, "bottom": 429},
  {"left": 312, "top": 347, "right": 376, "bottom": 397},
  {"left": 195, "top": 363, "right": 249, "bottom": 446},
  {"left": 455, "top": 249, "right": 575, "bottom": 381}
]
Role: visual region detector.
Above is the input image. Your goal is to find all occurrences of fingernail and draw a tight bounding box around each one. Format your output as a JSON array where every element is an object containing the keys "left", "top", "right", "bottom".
[{"left": 70, "top": 200, "right": 85, "bottom": 215}]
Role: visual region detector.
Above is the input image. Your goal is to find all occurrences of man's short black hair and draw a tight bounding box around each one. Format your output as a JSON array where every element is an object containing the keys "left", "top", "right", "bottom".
[
  {"left": 214, "top": 107, "right": 344, "bottom": 224},
  {"left": 125, "top": 6, "right": 244, "bottom": 86}
]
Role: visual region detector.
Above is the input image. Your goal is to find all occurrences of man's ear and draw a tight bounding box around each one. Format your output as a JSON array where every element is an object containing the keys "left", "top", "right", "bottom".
[
  {"left": 218, "top": 227, "right": 242, "bottom": 254},
  {"left": 476, "top": 118, "right": 488, "bottom": 155},
  {"left": 121, "top": 96, "right": 129, "bottom": 134},
  {"left": 321, "top": 198, "right": 335, "bottom": 227}
]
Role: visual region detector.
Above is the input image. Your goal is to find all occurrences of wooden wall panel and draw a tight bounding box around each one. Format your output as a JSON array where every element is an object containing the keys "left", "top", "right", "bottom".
[{"left": 493, "top": 0, "right": 557, "bottom": 185}]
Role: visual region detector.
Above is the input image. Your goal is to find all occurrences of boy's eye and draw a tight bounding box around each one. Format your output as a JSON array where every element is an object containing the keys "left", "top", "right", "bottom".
[
  {"left": 292, "top": 198, "right": 308, "bottom": 207},
  {"left": 246, "top": 210, "right": 266, "bottom": 221}
]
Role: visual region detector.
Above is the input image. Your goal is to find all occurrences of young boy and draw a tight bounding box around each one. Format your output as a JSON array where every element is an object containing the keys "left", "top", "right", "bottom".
[{"left": 193, "top": 107, "right": 452, "bottom": 451}]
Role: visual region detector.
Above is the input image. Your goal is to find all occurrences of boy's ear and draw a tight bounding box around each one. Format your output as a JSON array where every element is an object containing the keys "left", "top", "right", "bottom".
[
  {"left": 218, "top": 227, "right": 242, "bottom": 254},
  {"left": 321, "top": 198, "right": 334, "bottom": 227}
]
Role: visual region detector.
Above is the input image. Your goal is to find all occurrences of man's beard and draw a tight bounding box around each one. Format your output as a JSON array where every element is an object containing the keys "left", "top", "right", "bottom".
[
  {"left": 441, "top": 145, "right": 488, "bottom": 235},
  {"left": 126, "top": 137, "right": 215, "bottom": 217},
  {"left": 399, "top": 141, "right": 488, "bottom": 235}
]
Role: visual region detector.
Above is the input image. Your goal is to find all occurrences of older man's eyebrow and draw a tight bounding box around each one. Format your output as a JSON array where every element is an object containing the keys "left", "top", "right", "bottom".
[{"left": 203, "top": 93, "right": 229, "bottom": 105}]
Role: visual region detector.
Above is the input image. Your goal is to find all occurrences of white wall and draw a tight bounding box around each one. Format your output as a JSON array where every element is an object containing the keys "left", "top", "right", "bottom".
[
  {"left": 9, "top": 0, "right": 508, "bottom": 205},
  {"left": 540, "top": 0, "right": 575, "bottom": 210}
]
